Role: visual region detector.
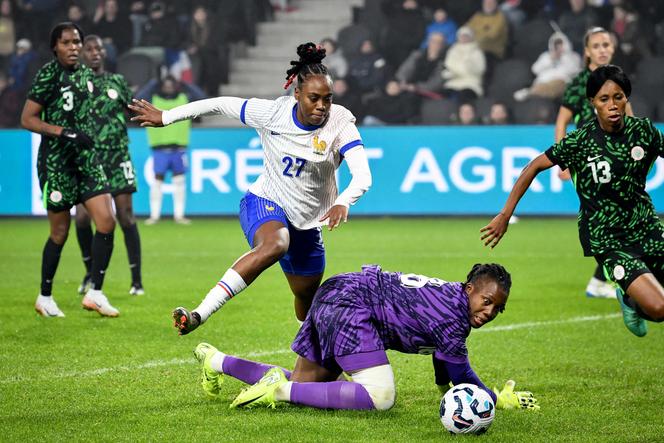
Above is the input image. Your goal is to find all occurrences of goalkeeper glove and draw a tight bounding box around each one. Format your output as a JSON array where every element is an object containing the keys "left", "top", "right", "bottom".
[
  {"left": 493, "top": 380, "right": 539, "bottom": 411},
  {"left": 60, "top": 128, "right": 94, "bottom": 149}
]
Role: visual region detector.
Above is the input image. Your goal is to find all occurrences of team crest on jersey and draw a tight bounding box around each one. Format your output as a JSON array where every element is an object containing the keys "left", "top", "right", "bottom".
[
  {"left": 87, "top": 80, "right": 94, "bottom": 93},
  {"left": 312, "top": 135, "right": 327, "bottom": 155},
  {"left": 49, "top": 190, "right": 63, "bottom": 203},
  {"left": 631, "top": 146, "right": 644, "bottom": 161},
  {"left": 613, "top": 265, "right": 625, "bottom": 280},
  {"left": 107, "top": 88, "right": 118, "bottom": 100}
]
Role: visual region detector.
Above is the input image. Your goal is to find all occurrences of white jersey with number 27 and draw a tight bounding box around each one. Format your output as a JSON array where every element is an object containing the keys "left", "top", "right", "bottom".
[{"left": 162, "top": 95, "right": 368, "bottom": 229}]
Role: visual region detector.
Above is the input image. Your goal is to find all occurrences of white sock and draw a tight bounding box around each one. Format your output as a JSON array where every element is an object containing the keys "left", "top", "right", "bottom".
[
  {"left": 150, "top": 179, "right": 163, "bottom": 220},
  {"left": 274, "top": 381, "right": 293, "bottom": 402},
  {"left": 172, "top": 174, "right": 186, "bottom": 219},
  {"left": 210, "top": 351, "right": 226, "bottom": 374},
  {"left": 194, "top": 269, "right": 248, "bottom": 322}
]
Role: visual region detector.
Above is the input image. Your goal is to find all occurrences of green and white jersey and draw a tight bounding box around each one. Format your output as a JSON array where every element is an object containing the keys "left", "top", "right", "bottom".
[
  {"left": 90, "top": 72, "right": 132, "bottom": 150},
  {"left": 561, "top": 68, "right": 593, "bottom": 128},
  {"left": 545, "top": 116, "right": 664, "bottom": 256},
  {"left": 27, "top": 60, "right": 96, "bottom": 152}
]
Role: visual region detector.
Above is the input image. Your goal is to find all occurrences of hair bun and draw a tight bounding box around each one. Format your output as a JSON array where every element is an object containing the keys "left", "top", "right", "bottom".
[{"left": 296, "top": 42, "right": 326, "bottom": 64}]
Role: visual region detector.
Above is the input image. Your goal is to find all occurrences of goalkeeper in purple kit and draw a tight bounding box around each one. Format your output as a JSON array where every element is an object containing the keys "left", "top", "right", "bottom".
[{"left": 191, "top": 263, "right": 539, "bottom": 412}]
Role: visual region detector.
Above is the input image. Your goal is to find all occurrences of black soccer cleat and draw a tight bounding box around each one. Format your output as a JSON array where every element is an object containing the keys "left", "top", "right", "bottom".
[{"left": 173, "top": 307, "right": 201, "bottom": 335}]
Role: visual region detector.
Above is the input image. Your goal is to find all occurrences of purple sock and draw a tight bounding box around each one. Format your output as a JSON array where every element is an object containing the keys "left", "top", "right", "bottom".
[
  {"left": 290, "top": 381, "right": 375, "bottom": 410},
  {"left": 222, "top": 355, "right": 292, "bottom": 385}
]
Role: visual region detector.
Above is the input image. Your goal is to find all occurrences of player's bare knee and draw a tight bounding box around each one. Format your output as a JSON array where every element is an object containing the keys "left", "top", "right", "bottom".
[
  {"left": 50, "top": 230, "right": 68, "bottom": 245},
  {"left": 648, "top": 301, "right": 664, "bottom": 321},
  {"left": 96, "top": 218, "right": 116, "bottom": 233},
  {"left": 257, "top": 238, "right": 288, "bottom": 262},
  {"left": 50, "top": 223, "right": 69, "bottom": 244},
  {"left": 116, "top": 208, "right": 135, "bottom": 229}
]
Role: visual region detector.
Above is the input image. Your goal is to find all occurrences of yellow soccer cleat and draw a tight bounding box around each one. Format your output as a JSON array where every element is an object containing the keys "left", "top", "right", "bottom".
[
  {"left": 229, "top": 367, "right": 287, "bottom": 409},
  {"left": 193, "top": 342, "right": 224, "bottom": 398}
]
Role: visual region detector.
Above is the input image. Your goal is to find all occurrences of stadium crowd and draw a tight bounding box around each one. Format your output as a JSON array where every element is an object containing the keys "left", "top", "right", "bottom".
[{"left": 1, "top": 0, "right": 664, "bottom": 127}]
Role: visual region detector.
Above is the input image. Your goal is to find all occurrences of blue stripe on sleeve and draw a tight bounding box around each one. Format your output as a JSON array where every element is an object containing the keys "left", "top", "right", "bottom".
[
  {"left": 339, "top": 139, "right": 363, "bottom": 156},
  {"left": 240, "top": 100, "right": 248, "bottom": 125}
]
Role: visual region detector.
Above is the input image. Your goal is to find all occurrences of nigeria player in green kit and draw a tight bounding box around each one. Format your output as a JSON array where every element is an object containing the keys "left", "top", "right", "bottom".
[
  {"left": 21, "top": 22, "right": 119, "bottom": 317},
  {"left": 482, "top": 65, "right": 664, "bottom": 337},
  {"left": 554, "top": 27, "right": 633, "bottom": 299},
  {"left": 75, "top": 35, "right": 143, "bottom": 296}
]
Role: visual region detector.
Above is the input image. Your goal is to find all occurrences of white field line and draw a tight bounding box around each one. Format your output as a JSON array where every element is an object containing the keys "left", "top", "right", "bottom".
[{"left": 0, "top": 313, "right": 621, "bottom": 385}]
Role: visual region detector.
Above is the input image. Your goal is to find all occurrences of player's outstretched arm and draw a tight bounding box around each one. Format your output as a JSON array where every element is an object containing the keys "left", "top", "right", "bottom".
[
  {"left": 554, "top": 106, "right": 573, "bottom": 180},
  {"left": 493, "top": 380, "right": 539, "bottom": 411},
  {"left": 128, "top": 99, "right": 164, "bottom": 127},
  {"left": 480, "top": 153, "right": 554, "bottom": 248}
]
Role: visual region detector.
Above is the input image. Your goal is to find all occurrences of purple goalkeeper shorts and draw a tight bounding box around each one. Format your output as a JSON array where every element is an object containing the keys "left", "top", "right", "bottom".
[{"left": 291, "top": 273, "right": 389, "bottom": 373}]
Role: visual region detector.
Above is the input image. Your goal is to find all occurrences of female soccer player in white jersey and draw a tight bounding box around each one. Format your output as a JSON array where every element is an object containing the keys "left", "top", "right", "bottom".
[{"left": 129, "top": 43, "right": 372, "bottom": 335}]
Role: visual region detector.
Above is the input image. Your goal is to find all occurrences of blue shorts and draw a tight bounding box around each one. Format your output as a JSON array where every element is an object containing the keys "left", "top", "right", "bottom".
[
  {"left": 239, "top": 192, "right": 325, "bottom": 276},
  {"left": 153, "top": 149, "right": 187, "bottom": 176}
]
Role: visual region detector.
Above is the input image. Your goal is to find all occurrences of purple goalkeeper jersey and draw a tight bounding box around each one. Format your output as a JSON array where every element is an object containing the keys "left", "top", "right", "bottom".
[{"left": 356, "top": 265, "right": 471, "bottom": 363}]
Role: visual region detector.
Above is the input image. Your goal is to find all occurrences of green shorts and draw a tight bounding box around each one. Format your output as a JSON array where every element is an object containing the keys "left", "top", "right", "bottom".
[
  {"left": 98, "top": 146, "right": 137, "bottom": 196},
  {"left": 597, "top": 232, "right": 664, "bottom": 291},
  {"left": 38, "top": 144, "right": 110, "bottom": 212}
]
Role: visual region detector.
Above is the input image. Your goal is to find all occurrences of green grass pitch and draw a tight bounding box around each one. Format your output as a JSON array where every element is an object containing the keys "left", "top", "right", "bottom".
[{"left": 1, "top": 217, "right": 662, "bottom": 442}]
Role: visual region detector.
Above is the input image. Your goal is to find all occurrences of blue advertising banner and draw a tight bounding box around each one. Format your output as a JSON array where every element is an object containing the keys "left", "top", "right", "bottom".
[{"left": 1, "top": 125, "right": 662, "bottom": 216}]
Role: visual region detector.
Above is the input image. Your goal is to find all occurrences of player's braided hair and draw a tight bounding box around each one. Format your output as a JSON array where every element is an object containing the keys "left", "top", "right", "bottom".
[
  {"left": 283, "top": 42, "right": 328, "bottom": 89},
  {"left": 464, "top": 263, "right": 512, "bottom": 295}
]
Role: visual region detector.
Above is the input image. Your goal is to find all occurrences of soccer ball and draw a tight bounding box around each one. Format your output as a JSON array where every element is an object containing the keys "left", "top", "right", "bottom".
[{"left": 439, "top": 383, "right": 495, "bottom": 435}]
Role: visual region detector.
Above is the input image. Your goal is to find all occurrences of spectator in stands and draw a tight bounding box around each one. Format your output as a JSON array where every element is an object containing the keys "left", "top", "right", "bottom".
[
  {"left": 0, "top": 71, "right": 21, "bottom": 127},
  {"left": 455, "top": 102, "right": 478, "bottom": 125},
  {"left": 129, "top": 1, "right": 148, "bottom": 47},
  {"left": 381, "top": 0, "right": 426, "bottom": 68},
  {"left": 8, "top": 38, "right": 38, "bottom": 92},
  {"left": 396, "top": 31, "right": 447, "bottom": 99},
  {"left": 331, "top": 78, "right": 364, "bottom": 121},
  {"left": 610, "top": 2, "right": 652, "bottom": 74},
  {"left": 500, "top": 0, "right": 527, "bottom": 28},
  {"left": 346, "top": 38, "right": 387, "bottom": 95},
  {"left": 0, "top": 0, "right": 16, "bottom": 70},
  {"left": 135, "top": 75, "right": 206, "bottom": 225},
  {"left": 187, "top": 5, "right": 226, "bottom": 96},
  {"left": 440, "top": 1, "right": 479, "bottom": 25},
  {"left": 362, "top": 79, "right": 419, "bottom": 125},
  {"left": 513, "top": 32, "right": 581, "bottom": 101},
  {"left": 92, "top": 0, "right": 133, "bottom": 56},
  {"left": 485, "top": 101, "right": 512, "bottom": 125},
  {"left": 64, "top": 2, "right": 92, "bottom": 34},
  {"left": 320, "top": 38, "right": 347, "bottom": 80},
  {"left": 419, "top": 7, "right": 457, "bottom": 48},
  {"left": 139, "top": 1, "right": 179, "bottom": 48},
  {"left": 441, "top": 26, "right": 485, "bottom": 102},
  {"left": 559, "top": 0, "right": 599, "bottom": 52},
  {"left": 15, "top": 0, "right": 63, "bottom": 48},
  {"left": 465, "top": 0, "right": 509, "bottom": 62}
]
